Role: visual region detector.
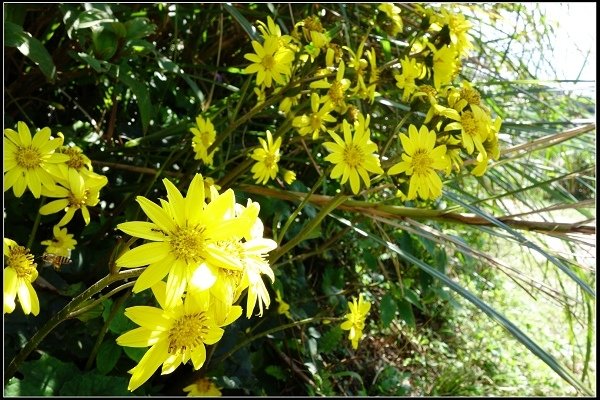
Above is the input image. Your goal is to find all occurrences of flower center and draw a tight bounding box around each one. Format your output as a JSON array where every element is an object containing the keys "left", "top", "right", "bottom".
[
  {"left": 64, "top": 148, "right": 87, "bottom": 170},
  {"left": 168, "top": 312, "right": 209, "bottom": 354},
  {"left": 16, "top": 147, "right": 42, "bottom": 169},
  {"left": 460, "top": 87, "right": 481, "bottom": 105},
  {"left": 461, "top": 111, "right": 478, "bottom": 137},
  {"left": 7, "top": 246, "right": 37, "bottom": 279},
  {"left": 261, "top": 54, "right": 276, "bottom": 71},
  {"left": 411, "top": 149, "right": 433, "bottom": 176},
  {"left": 170, "top": 225, "right": 207, "bottom": 263},
  {"left": 343, "top": 144, "right": 364, "bottom": 168},
  {"left": 310, "top": 114, "right": 323, "bottom": 130},
  {"left": 200, "top": 131, "right": 213, "bottom": 147},
  {"left": 67, "top": 189, "right": 89, "bottom": 209},
  {"left": 263, "top": 153, "right": 277, "bottom": 169},
  {"left": 328, "top": 81, "right": 345, "bottom": 104}
]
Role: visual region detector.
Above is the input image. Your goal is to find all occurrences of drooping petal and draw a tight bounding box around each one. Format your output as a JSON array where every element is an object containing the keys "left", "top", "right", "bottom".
[
  {"left": 116, "top": 242, "right": 171, "bottom": 268},
  {"left": 127, "top": 340, "right": 169, "bottom": 391}
]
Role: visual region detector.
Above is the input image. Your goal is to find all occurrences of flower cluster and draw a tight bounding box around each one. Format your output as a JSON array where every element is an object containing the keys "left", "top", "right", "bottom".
[{"left": 115, "top": 174, "right": 277, "bottom": 391}]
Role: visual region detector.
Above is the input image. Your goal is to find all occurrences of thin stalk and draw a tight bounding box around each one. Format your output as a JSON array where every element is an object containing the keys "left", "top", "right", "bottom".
[{"left": 27, "top": 196, "right": 46, "bottom": 250}]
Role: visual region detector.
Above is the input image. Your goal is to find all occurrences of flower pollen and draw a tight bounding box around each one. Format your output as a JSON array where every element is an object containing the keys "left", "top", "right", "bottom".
[
  {"left": 16, "top": 147, "right": 42, "bottom": 169},
  {"left": 411, "top": 150, "right": 434, "bottom": 175},
  {"left": 343, "top": 145, "right": 364, "bottom": 168},
  {"left": 170, "top": 226, "right": 206, "bottom": 263},
  {"left": 168, "top": 312, "right": 209, "bottom": 353},
  {"left": 7, "top": 245, "right": 37, "bottom": 279}
]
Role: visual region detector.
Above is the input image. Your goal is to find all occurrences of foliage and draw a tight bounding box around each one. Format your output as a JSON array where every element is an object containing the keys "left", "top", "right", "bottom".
[{"left": 4, "top": 3, "right": 595, "bottom": 397}]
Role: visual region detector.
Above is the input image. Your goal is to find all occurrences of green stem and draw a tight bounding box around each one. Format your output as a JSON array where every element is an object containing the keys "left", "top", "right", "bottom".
[
  {"left": 276, "top": 172, "right": 327, "bottom": 245},
  {"left": 213, "top": 316, "right": 338, "bottom": 365},
  {"left": 27, "top": 196, "right": 46, "bottom": 250},
  {"left": 4, "top": 268, "right": 144, "bottom": 383},
  {"left": 269, "top": 192, "right": 349, "bottom": 265}
]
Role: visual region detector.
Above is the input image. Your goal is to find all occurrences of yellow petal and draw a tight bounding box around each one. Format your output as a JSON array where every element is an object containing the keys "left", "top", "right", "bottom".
[{"left": 116, "top": 242, "right": 170, "bottom": 268}]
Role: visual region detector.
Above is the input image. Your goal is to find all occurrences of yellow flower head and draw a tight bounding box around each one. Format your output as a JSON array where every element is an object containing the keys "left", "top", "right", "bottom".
[
  {"left": 292, "top": 93, "right": 336, "bottom": 140},
  {"left": 310, "top": 60, "right": 352, "bottom": 112},
  {"left": 394, "top": 56, "right": 427, "bottom": 102},
  {"left": 323, "top": 116, "right": 384, "bottom": 195},
  {"left": 282, "top": 169, "right": 296, "bottom": 185},
  {"left": 46, "top": 143, "right": 96, "bottom": 182},
  {"left": 39, "top": 168, "right": 108, "bottom": 227},
  {"left": 41, "top": 225, "right": 77, "bottom": 258},
  {"left": 250, "top": 130, "right": 282, "bottom": 185},
  {"left": 387, "top": 124, "right": 450, "bottom": 200},
  {"left": 378, "top": 3, "right": 404, "bottom": 36},
  {"left": 430, "top": 43, "right": 460, "bottom": 90},
  {"left": 190, "top": 116, "right": 217, "bottom": 166},
  {"left": 4, "top": 121, "right": 69, "bottom": 198},
  {"left": 340, "top": 293, "right": 371, "bottom": 349},
  {"left": 183, "top": 377, "right": 222, "bottom": 397},
  {"left": 115, "top": 174, "right": 268, "bottom": 309},
  {"left": 116, "top": 281, "right": 241, "bottom": 392},
  {"left": 244, "top": 37, "right": 295, "bottom": 88},
  {"left": 4, "top": 238, "right": 39, "bottom": 316}
]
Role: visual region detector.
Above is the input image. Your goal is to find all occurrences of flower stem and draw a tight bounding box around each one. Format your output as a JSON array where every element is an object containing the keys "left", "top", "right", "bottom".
[
  {"left": 4, "top": 268, "right": 144, "bottom": 383},
  {"left": 27, "top": 196, "right": 46, "bottom": 250}
]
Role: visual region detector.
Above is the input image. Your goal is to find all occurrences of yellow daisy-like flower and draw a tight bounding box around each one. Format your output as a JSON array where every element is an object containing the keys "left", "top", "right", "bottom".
[
  {"left": 292, "top": 93, "right": 336, "bottom": 140},
  {"left": 282, "top": 169, "right": 296, "bottom": 185},
  {"left": 183, "top": 377, "right": 222, "bottom": 397},
  {"left": 46, "top": 143, "right": 96, "bottom": 181},
  {"left": 39, "top": 168, "right": 108, "bottom": 227},
  {"left": 394, "top": 56, "right": 427, "bottom": 102},
  {"left": 4, "top": 121, "right": 69, "bottom": 198},
  {"left": 430, "top": 7, "right": 473, "bottom": 57},
  {"left": 378, "top": 3, "right": 403, "bottom": 36},
  {"left": 190, "top": 116, "right": 217, "bottom": 166},
  {"left": 207, "top": 198, "right": 277, "bottom": 318},
  {"left": 444, "top": 106, "right": 491, "bottom": 156},
  {"left": 116, "top": 281, "right": 241, "bottom": 392},
  {"left": 40, "top": 225, "right": 77, "bottom": 258},
  {"left": 250, "top": 130, "right": 282, "bottom": 185},
  {"left": 340, "top": 293, "right": 371, "bottom": 350},
  {"left": 430, "top": 43, "right": 460, "bottom": 90},
  {"left": 115, "top": 174, "right": 259, "bottom": 308},
  {"left": 322, "top": 115, "right": 384, "bottom": 195},
  {"left": 310, "top": 60, "right": 352, "bottom": 112},
  {"left": 244, "top": 37, "right": 294, "bottom": 88},
  {"left": 387, "top": 124, "right": 450, "bottom": 200},
  {"left": 4, "top": 238, "right": 40, "bottom": 316}
]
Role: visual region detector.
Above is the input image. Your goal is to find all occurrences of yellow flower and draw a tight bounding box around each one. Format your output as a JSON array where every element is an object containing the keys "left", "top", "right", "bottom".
[
  {"left": 4, "top": 238, "right": 39, "bottom": 316},
  {"left": 183, "top": 377, "right": 222, "bottom": 397},
  {"left": 275, "top": 289, "right": 292, "bottom": 319},
  {"left": 444, "top": 106, "right": 491, "bottom": 156},
  {"left": 116, "top": 281, "right": 241, "bottom": 392},
  {"left": 115, "top": 174, "right": 258, "bottom": 309},
  {"left": 378, "top": 3, "right": 404, "bottom": 36},
  {"left": 430, "top": 43, "right": 460, "bottom": 90},
  {"left": 292, "top": 93, "right": 336, "bottom": 140},
  {"left": 310, "top": 60, "right": 352, "bottom": 112},
  {"left": 340, "top": 293, "right": 371, "bottom": 350},
  {"left": 322, "top": 115, "right": 384, "bottom": 195},
  {"left": 190, "top": 116, "right": 217, "bottom": 166},
  {"left": 471, "top": 116, "right": 502, "bottom": 176},
  {"left": 4, "top": 121, "right": 69, "bottom": 198},
  {"left": 257, "top": 16, "right": 294, "bottom": 51},
  {"left": 40, "top": 225, "right": 77, "bottom": 258},
  {"left": 46, "top": 143, "right": 98, "bottom": 182},
  {"left": 39, "top": 168, "right": 108, "bottom": 227},
  {"left": 283, "top": 169, "right": 296, "bottom": 185},
  {"left": 208, "top": 199, "right": 277, "bottom": 319},
  {"left": 244, "top": 37, "right": 294, "bottom": 88},
  {"left": 430, "top": 7, "right": 473, "bottom": 57},
  {"left": 394, "top": 56, "right": 427, "bottom": 102},
  {"left": 250, "top": 130, "right": 282, "bottom": 185},
  {"left": 387, "top": 124, "right": 450, "bottom": 200}
]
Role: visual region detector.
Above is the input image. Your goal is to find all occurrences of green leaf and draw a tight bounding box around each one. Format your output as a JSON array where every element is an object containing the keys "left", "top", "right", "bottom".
[
  {"left": 125, "top": 17, "right": 156, "bottom": 39},
  {"left": 60, "top": 373, "right": 131, "bottom": 396},
  {"left": 96, "top": 339, "right": 122, "bottom": 374},
  {"left": 73, "top": 51, "right": 108, "bottom": 72},
  {"left": 223, "top": 4, "right": 259, "bottom": 41},
  {"left": 320, "top": 326, "right": 344, "bottom": 354},
  {"left": 396, "top": 299, "right": 416, "bottom": 329},
  {"left": 265, "top": 365, "right": 287, "bottom": 381},
  {"left": 123, "top": 346, "right": 146, "bottom": 363},
  {"left": 380, "top": 292, "right": 397, "bottom": 328},
  {"left": 4, "top": 353, "right": 79, "bottom": 396},
  {"left": 5, "top": 21, "right": 56, "bottom": 81}
]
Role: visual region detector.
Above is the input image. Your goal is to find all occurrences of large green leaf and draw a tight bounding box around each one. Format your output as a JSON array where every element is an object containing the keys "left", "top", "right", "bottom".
[{"left": 5, "top": 21, "right": 56, "bottom": 81}]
